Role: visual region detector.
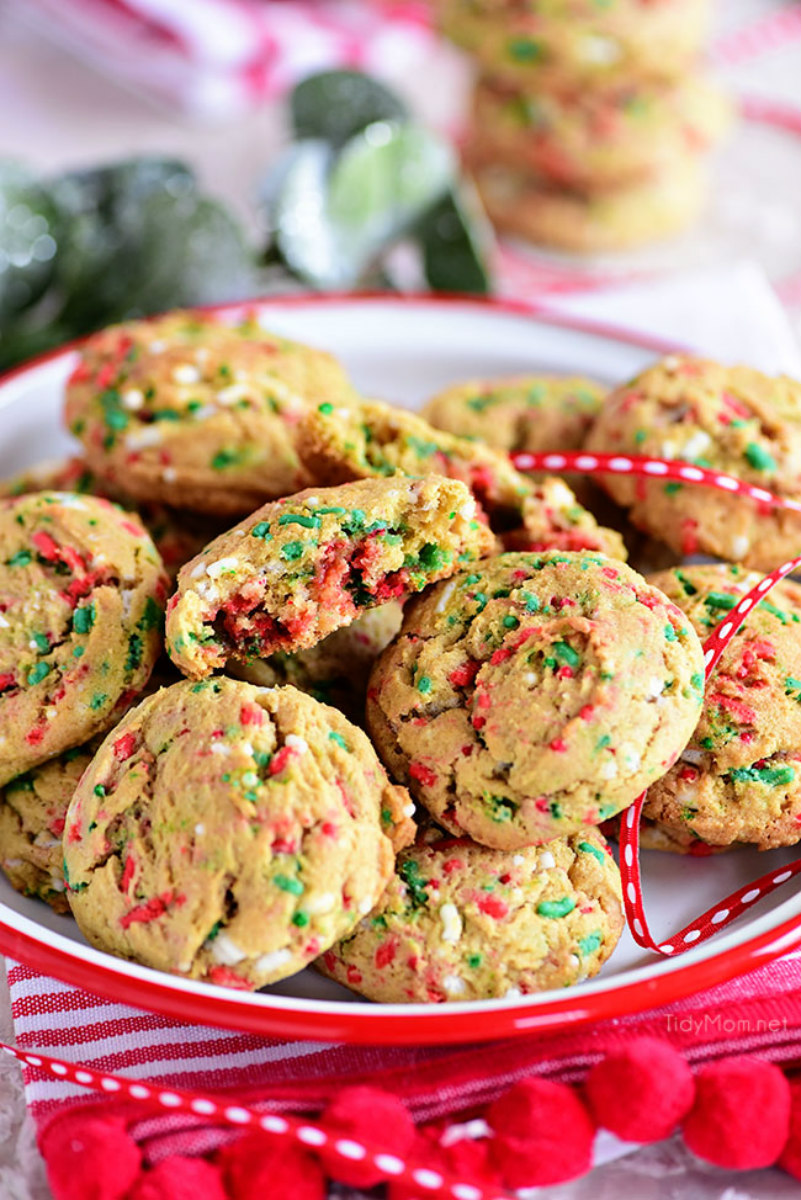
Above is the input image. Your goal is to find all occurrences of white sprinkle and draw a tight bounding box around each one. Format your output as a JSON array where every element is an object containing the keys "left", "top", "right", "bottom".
[
  {"left": 216, "top": 384, "right": 250, "bottom": 406},
  {"left": 403, "top": 801, "right": 415, "bottom": 818},
  {"left": 622, "top": 747, "right": 641, "bottom": 773},
  {"left": 190, "top": 561, "right": 207, "bottom": 579},
  {"left": 459, "top": 500, "right": 476, "bottom": 520},
  {"left": 660, "top": 441, "right": 676, "bottom": 460},
  {"left": 358, "top": 896, "right": 375, "bottom": 915},
  {"left": 242, "top": 771, "right": 259, "bottom": 788},
  {"left": 512, "top": 855, "right": 524, "bottom": 866},
  {"left": 601, "top": 759, "right": 618, "bottom": 780},
  {"left": 163, "top": 467, "right": 177, "bottom": 483},
  {"left": 580, "top": 33, "right": 621, "bottom": 63},
  {"left": 210, "top": 742, "right": 230, "bottom": 756},
  {"left": 148, "top": 339, "right": 166, "bottom": 353},
  {"left": 285, "top": 734, "right": 309, "bottom": 754},
  {"left": 173, "top": 364, "right": 201, "bottom": 385},
  {"left": 305, "top": 891, "right": 336, "bottom": 915},
  {"left": 503, "top": 987, "right": 523, "bottom": 1000},
  {"left": 0, "top": 614, "right": 8, "bottom": 628},
  {"left": 524, "top": 672, "right": 537, "bottom": 687},
  {"left": 125, "top": 427, "right": 163, "bottom": 450},
  {"left": 443, "top": 974, "right": 467, "bottom": 995},
  {"left": 538, "top": 850, "right": 556, "bottom": 870},
  {"left": 434, "top": 579, "right": 457, "bottom": 614},
  {"left": 206, "top": 556, "right": 239, "bottom": 578},
  {"left": 121, "top": 388, "right": 144, "bottom": 411},
  {"left": 210, "top": 934, "right": 247, "bottom": 966},
  {"left": 663, "top": 356, "right": 681, "bottom": 371},
  {"left": 194, "top": 824, "right": 205, "bottom": 835},
  {"left": 50, "top": 877, "right": 66, "bottom": 892},
  {"left": 647, "top": 677, "right": 664, "bottom": 699},
  {"left": 731, "top": 535, "right": 750, "bottom": 560},
  {"left": 439, "top": 902, "right": 463, "bottom": 943},
  {"left": 254, "top": 948, "right": 293, "bottom": 974},
  {"left": 682, "top": 430, "right": 711, "bottom": 460}
]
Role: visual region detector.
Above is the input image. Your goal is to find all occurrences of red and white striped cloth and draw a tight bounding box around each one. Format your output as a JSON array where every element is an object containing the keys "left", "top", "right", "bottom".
[{"left": 17, "top": 0, "right": 436, "bottom": 120}]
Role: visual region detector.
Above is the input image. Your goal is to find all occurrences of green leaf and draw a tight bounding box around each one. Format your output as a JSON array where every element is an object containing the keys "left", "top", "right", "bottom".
[
  {"left": 270, "top": 123, "right": 454, "bottom": 290},
  {"left": 419, "top": 183, "right": 493, "bottom": 294},
  {"left": 291, "top": 70, "right": 407, "bottom": 148},
  {"left": 0, "top": 161, "right": 62, "bottom": 323}
]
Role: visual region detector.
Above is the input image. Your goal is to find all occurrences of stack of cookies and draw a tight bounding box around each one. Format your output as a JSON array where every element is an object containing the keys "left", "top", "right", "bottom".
[
  {"left": 4, "top": 309, "right": 801, "bottom": 1006},
  {"left": 434, "top": 0, "right": 731, "bottom": 253}
]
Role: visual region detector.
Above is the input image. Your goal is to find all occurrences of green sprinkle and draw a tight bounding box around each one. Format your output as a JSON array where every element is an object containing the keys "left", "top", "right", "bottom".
[
  {"left": 73, "top": 603, "right": 96, "bottom": 634},
  {"left": 729, "top": 764, "right": 796, "bottom": 787},
  {"left": 125, "top": 634, "right": 143, "bottom": 673},
  {"left": 90, "top": 693, "right": 108, "bottom": 710},
  {"left": 281, "top": 541, "right": 305, "bottom": 561},
  {"left": 316, "top": 506, "right": 346, "bottom": 515},
  {"left": 690, "top": 673, "right": 704, "bottom": 691},
  {"left": 251, "top": 521, "right": 272, "bottom": 539},
  {"left": 99, "top": 388, "right": 128, "bottom": 433},
  {"left": 27, "top": 662, "right": 50, "bottom": 686},
  {"left": 274, "top": 874, "right": 304, "bottom": 896},
  {"left": 745, "top": 442, "right": 777, "bottom": 472},
  {"left": 466, "top": 953, "right": 483, "bottom": 968},
  {"left": 704, "top": 591, "right": 737, "bottom": 611},
  {"left": 93, "top": 784, "right": 106, "bottom": 798},
  {"left": 139, "top": 596, "right": 162, "bottom": 631},
  {"left": 537, "top": 897, "right": 576, "bottom": 919},
  {"left": 278, "top": 513, "right": 321, "bottom": 529},
  {"left": 664, "top": 624, "right": 677, "bottom": 642},
  {"left": 596, "top": 734, "right": 611, "bottom": 751},
  {"left": 398, "top": 858, "right": 429, "bottom": 908},
  {"left": 417, "top": 675, "right": 432, "bottom": 694},
  {"left": 508, "top": 36, "right": 542, "bottom": 61},
  {"left": 502, "top": 614, "right": 519, "bottom": 629},
  {"left": 31, "top": 632, "right": 49, "bottom": 654},
  {"left": 318, "top": 402, "right": 334, "bottom": 415},
  {"left": 291, "top": 911, "right": 309, "bottom": 927},
  {"left": 206, "top": 921, "right": 222, "bottom": 941},
  {"left": 664, "top": 481, "right": 683, "bottom": 496},
  {"left": 418, "top": 542, "right": 449, "bottom": 571},
  {"left": 578, "top": 841, "right": 606, "bottom": 864},
  {"left": 329, "top": 731, "right": 350, "bottom": 751},
  {"left": 7, "top": 550, "right": 31, "bottom": 567},
  {"left": 211, "top": 448, "right": 247, "bottom": 471},
  {"left": 579, "top": 932, "right": 603, "bottom": 956},
  {"left": 554, "top": 641, "right": 580, "bottom": 669}
]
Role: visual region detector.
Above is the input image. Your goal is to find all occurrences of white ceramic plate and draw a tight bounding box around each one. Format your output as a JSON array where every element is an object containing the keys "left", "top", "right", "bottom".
[{"left": 1, "top": 293, "right": 799, "bottom": 1045}]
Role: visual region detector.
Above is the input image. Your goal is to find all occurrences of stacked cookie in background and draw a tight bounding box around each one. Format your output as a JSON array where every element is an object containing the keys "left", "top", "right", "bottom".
[{"left": 434, "top": 0, "right": 732, "bottom": 253}]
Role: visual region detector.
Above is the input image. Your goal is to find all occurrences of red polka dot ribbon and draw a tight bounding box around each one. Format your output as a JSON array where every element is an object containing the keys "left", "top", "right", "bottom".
[
  {"left": 509, "top": 450, "right": 801, "bottom": 516},
  {"left": 511, "top": 448, "right": 801, "bottom": 956},
  {"left": 0, "top": 1043, "right": 513, "bottom": 1200}
]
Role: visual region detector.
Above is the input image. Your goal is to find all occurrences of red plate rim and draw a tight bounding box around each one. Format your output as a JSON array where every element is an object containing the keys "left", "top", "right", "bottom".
[{"left": 1, "top": 290, "right": 798, "bottom": 1046}]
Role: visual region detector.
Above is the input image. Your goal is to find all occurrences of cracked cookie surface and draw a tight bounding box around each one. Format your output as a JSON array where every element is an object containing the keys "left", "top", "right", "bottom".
[
  {"left": 642, "top": 563, "right": 801, "bottom": 851},
  {"left": 319, "top": 826, "right": 623, "bottom": 1002},
  {"left": 166, "top": 475, "right": 495, "bottom": 679},
  {"left": 63, "top": 678, "right": 415, "bottom": 989},
  {"left": 0, "top": 492, "right": 167, "bottom": 787},
  {"left": 298, "top": 396, "right": 625, "bottom": 558},
  {"left": 64, "top": 310, "right": 357, "bottom": 517},
  {"left": 585, "top": 355, "right": 801, "bottom": 571},
  {"left": 367, "top": 551, "right": 705, "bottom": 849}
]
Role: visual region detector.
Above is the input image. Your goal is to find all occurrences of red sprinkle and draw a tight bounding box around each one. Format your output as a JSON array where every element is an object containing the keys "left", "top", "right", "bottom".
[
  {"left": 120, "top": 891, "right": 182, "bottom": 929},
  {"left": 550, "top": 737, "right": 568, "bottom": 753},
  {"left": 269, "top": 745, "right": 294, "bottom": 776},
  {"left": 239, "top": 703, "right": 265, "bottom": 727},
  {"left": 112, "top": 731, "right": 137, "bottom": 762},
  {"left": 409, "top": 761, "right": 437, "bottom": 787},
  {"left": 449, "top": 660, "right": 480, "bottom": 689},
  {"left": 375, "top": 938, "right": 398, "bottom": 969},
  {"left": 477, "top": 894, "right": 509, "bottom": 920},
  {"left": 207, "top": 966, "right": 251, "bottom": 990}
]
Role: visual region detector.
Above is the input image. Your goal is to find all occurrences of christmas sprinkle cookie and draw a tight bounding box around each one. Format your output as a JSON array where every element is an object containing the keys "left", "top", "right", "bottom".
[
  {"left": 435, "top": 0, "right": 712, "bottom": 90},
  {"left": 0, "top": 738, "right": 100, "bottom": 913},
  {"left": 63, "top": 678, "right": 416, "bottom": 989},
  {"left": 0, "top": 492, "right": 167, "bottom": 788},
  {"left": 166, "top": 476, "right": 495, "bottom": 680},
  {"left": 318, "top": 827, "right": 624, "bottom": 1002},
  {"left": 585, "top": 356, "right": 801, "bottom": 572},
  {"left": 471, "top": 157, "right": 705, "bottom": 253},
  {"left": 0, "top": 455, "right": 226, "bottom": 581},
  {"left": 467, "top": 74, "right": 730, "bottom": 192},
  {"left": 366, "top": 551, "right": 705, "bottom": 849},
  {"left": 640, "top": 563, "right": 801, "bottom": 852},
  {"left": 298, "top": 396, "right": 625, "bottom": 557},
  {"left": 231, "top": 601, "right": 403, "bottom": 725},
  {"left": 422, "top": 373, "right": 606, "bottom": 456},
  {"left": 64, "top": 310, "right": 358, "bottom": 517}
]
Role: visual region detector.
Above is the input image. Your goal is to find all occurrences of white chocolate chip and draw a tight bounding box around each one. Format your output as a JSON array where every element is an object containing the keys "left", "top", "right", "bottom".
[
  {"left": 285, "top": 734, "right": 309, "bottom": 754},
  {"left": 125, "top": 427, "right": 163, "bottom": 450},
  {"left": 683, "top": 430, "right": 712, "bottom": 460},
  {"left": 305, "top": 891, "right": 336, "bottom": 915},
  {"left": 172, "top": 364, "right": 201, "bottom": 385},
  {"left": 210, "top": 934, "right": 247, "bottom": 966},
  {"left": 206, "top": 556, "right": 239, "bottom": 578},
  {"left": 121, "top": 388, "right": 144, "bottom": 411},
  {"left": 647, "top": 677, "right": 665, "bottom": 699},
  {"left": 254, "top": 948, "right": 293, "bottom": 974},
  {"left": 538, "top": 850, "right": 556, "bottom": 870},
  {"left": 579, "top": 33, "right": 621, "bottom": 64},
  {"left": 443, "top": 974, "right": 467, "bottom": 995},
  {"left": 601, "top": 759, "right": 618, "bottom": 780},
  {"left": 731, "top": 535, "right": 750, "bottom": 560},
  {"left": 439, "top": 902, "right": 463, "bottom": 944}
]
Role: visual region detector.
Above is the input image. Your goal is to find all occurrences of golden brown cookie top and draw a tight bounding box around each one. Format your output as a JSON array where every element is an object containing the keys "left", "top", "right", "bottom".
[
  {"left": 64, "top": 678, "right": 415, "bottom": 989},
  {"left": 367, "top": 550, "right": 705, "bottom": 849}
]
